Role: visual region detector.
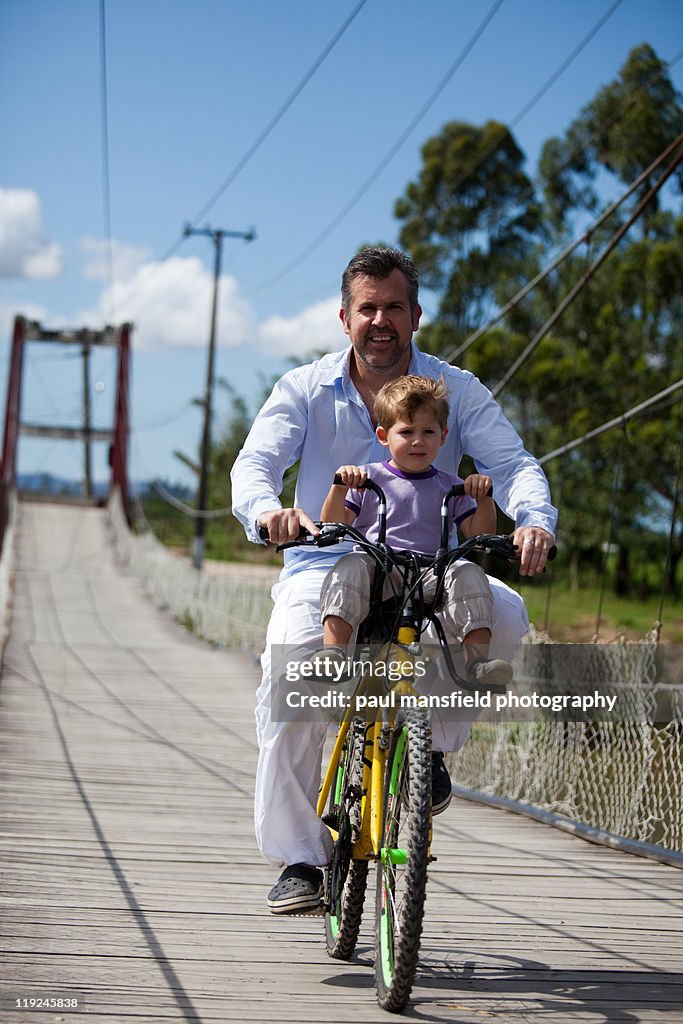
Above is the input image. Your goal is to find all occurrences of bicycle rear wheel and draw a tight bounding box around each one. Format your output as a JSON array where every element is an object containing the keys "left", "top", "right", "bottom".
[
  {"left": 374, "top": 710, "right": 431, "bottom": 1012},
  {"left": 324, "top": 717, "right": 368, "bottom": 959}
]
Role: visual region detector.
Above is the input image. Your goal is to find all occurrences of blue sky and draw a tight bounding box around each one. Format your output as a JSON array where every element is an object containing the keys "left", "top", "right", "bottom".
[{"left": 1, "top": 0, "right": 682, "bottom": 492}]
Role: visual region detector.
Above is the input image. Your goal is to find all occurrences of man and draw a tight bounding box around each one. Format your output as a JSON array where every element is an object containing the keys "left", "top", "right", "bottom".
[{"left": 232, "top": 247, "right": 556, "bottom": 914}]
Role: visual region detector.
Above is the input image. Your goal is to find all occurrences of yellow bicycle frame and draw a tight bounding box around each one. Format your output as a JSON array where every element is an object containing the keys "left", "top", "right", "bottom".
[{"left": 316, "top": 621, "right": 421, "bottom": 861}]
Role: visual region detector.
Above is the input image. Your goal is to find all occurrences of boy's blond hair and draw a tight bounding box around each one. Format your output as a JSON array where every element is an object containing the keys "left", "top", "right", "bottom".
[{"left": 374, "top": 375, "right": 449, "bottom": 431}]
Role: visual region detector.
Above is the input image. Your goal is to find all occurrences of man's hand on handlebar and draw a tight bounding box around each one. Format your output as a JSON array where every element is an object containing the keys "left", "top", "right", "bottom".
[
  {"left": 512, "top": 526, "right": 555, "bottom": 576},
  {"left": 256, "top": 508, "right": 320, "bottom": 544}
]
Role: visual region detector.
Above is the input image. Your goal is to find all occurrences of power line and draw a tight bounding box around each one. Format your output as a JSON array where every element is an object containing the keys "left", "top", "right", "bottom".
[
  {"left": 251, "top": 0, "right": 624, "bottom": 295},
  {"left": 135, "top": 402, "right": 195, "bottom": 432},
  {"left": 250, "top": 0, "right": 506, "bottom": 294},
  {"left": 508, "top": 0, "right": 625, "bottom": 130},
  {"left": 433, "top": 0, "right": 627, "bottom": 248},
  {"left": 188, "top": 0, "right": 368, "bottom": 229},
  {"left": 99, "top": 0, "right": 116, "bottom": 322},
  {"left": 115, "top": 0, "right": 368, "bottom": 317}
]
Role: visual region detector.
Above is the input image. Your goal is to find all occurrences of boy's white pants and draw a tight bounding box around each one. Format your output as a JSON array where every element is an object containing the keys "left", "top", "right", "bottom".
[{"left": 254, "top": 566, "right": 528, "bottom": 869}]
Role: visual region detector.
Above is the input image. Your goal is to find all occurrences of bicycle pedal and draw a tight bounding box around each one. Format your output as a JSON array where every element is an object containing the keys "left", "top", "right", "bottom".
[{"left": 287, "top": 902, "right": 325, "bottom": 918}]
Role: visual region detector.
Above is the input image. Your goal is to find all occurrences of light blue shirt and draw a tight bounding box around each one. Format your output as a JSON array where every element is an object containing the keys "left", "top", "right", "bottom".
[{"left": 231, "top": 345, "right": 557, "bottom": 579}]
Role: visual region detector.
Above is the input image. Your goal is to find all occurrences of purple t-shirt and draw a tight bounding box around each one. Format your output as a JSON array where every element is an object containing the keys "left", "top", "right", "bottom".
[{"left": 345, "top": 460, "right": 476, "bottom": 555}]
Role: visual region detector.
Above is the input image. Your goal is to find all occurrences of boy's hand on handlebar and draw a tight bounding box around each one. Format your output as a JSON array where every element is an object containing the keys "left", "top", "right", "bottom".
[
  {"left": 512, "top": 526, "right": 554, "bottom": 576},
  {"left": 257, "top": 508, "right": 320, "bottom": 544},
  {"left": 333, "top": 465, "right": 367, "bottom": 489},
  {"left": 463, "top": 474, "right": 493, "bottom": 501}
]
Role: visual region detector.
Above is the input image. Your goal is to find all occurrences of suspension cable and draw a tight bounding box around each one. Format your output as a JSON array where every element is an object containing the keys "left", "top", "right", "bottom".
[
  {"left": 492, "top": 137, "right": 683, "bottom": 398},
  {"left": 539, "top": 379, "right": 683, "bottom": 465},
  {"left": 440, "top": 132, "right": 683, "bottom": 365}
]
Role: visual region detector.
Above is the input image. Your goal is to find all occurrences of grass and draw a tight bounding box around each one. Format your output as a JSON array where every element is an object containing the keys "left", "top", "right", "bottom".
[
  {"left": 519, "top": 576, "right": 683, "bottom": 643},
  {"left": 135, "top": 495, "right": 281, "bottom": 566}
]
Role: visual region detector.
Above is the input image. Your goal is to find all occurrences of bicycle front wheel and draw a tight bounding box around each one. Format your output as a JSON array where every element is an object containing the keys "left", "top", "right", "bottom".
[
  {"left": 374, "top": 710, "right": 431, "bottom": 1012},
  {"left": 324, "top": 717, "right": 368, "bottom": 959}
]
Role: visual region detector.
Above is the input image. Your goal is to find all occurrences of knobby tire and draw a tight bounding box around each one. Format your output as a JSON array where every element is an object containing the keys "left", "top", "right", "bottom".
[
  {"left": 374, "top": 710, "right": 431, "bottom": 1012},
  {"left": 324, "top": 717, "right": 368, "bottom": 959}
]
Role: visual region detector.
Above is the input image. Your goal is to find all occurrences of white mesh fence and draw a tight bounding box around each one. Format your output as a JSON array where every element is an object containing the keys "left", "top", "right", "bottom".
[
  {"left": 0, "top": 489, "right": 17, "bottom": 654},
  {"left": 108, "top": 489, "right": 273, "bottom": 652},
  {"left": 450, "top": 629, "right": 683, "bottom": 853},
  {"left": 109, "top": 490, "right": 682, "bottom": 854}
]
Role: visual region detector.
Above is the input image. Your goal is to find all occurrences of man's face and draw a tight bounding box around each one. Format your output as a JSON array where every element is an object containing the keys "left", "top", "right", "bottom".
[{"left": 340, "top": 268, "right": 421, "bottom": 376}]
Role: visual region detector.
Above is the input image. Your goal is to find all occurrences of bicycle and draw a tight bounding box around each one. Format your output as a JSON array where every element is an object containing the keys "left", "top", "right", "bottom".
[{"left": 266, "top": 476, "right": 552, "bottom": 1012}]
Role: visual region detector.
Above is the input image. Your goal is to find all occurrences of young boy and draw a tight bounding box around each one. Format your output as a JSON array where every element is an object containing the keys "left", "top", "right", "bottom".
[{"left": 318, "top": 375, "right": 513, "bottom": 812}]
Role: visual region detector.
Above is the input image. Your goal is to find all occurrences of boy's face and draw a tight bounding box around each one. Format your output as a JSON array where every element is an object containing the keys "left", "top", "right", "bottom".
[{"left": 377, "top": 409, "right": 447, "bottom": 474}]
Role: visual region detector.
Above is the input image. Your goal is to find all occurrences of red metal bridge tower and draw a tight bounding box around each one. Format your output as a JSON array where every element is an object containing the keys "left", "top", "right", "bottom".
[{"left": 0, "top": 317, "right": 132, "bottom": 545}]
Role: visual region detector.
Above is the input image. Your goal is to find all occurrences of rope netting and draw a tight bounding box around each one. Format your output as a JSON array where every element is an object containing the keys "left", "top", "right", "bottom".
[
  {"left": 0, "top": 489, "right": 17, "bottom": 655},
  {"left": 108, "top": 489, "right": 274, "bottom": 652},
  {"left": 451, "top": 628, "right": 683, "bottom": 853}
]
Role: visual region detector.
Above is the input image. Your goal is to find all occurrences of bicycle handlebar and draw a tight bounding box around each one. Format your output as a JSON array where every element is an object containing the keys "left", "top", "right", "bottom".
[{"left": 258, "top": 475, "right": 556, "bottom": 561}]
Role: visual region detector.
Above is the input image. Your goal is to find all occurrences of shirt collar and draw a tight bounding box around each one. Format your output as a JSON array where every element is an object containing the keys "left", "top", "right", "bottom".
[
  {"left": 318, "top": 343, "right": 422, "bottom": 386},
  {"left": 318, "top": 348, "right": 352, "bottom": 386}
]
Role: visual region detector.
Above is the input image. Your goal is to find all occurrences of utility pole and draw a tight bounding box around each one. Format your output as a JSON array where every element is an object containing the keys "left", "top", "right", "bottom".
[
  {"left": 183, "top": 222, "right": 255, "bottom": 570},
  {"left": 82, "top": 341, "right": 92, "bottom": 498}
]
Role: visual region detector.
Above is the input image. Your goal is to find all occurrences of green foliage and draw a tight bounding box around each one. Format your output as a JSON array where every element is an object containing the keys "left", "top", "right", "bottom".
[
  {"left": 395, "top": 43, "right": 683, "bottom": 607},
  {"left": 395, "top": 120, "right": 542, "bottom": 344}
]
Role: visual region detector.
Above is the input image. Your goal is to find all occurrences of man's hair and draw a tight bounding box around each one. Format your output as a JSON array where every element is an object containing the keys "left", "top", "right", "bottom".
[
  {"left": 341, "top": 246, "right": 419, "bottom": 313},
  {"left": 374, "top": 375, "right": 449, "bottom": 431}
]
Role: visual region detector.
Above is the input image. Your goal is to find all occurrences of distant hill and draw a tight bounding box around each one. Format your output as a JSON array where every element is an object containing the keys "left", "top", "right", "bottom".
[
  {"left": 18, "top": 473, "right": 107, "bottom": 497},
  {"left": 17, "top": 473, "right": 193, "bottom": 501}
]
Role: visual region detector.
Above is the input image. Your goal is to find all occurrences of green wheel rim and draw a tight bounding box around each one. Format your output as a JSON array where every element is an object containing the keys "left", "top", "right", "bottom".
[{"left": 378, "top": 725, "right": 408, "bottom": 986}]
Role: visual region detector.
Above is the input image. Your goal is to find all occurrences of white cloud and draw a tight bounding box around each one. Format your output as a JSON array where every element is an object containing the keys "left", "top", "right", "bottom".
[
  {"left": 85, "top": 255, "right": 256, "bottom": 351},
  {"left": 0, "top": 189, "right": 64, "bottom": 279},
  {"left": 258, "top": 295, "right": 345, "bottom": 358},
  {"left": 2, "top": 219, "right": 347, "bottom": 361},
  {"left": 81, "top": 237, "right": 151, "bottom": 282}
]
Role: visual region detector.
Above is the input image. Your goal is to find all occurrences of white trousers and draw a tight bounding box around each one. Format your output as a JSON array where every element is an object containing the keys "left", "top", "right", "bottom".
[{"left": 254, "top": 566, "right": 528, "bottom": 869}]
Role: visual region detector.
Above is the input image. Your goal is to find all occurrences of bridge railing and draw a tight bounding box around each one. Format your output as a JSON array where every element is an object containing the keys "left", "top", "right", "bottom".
[
  {"left": 452, "top": 632, "right": 683, "bottom": 855},
  {"left": 108, "top": 488, "right": 273, "bottom": 652},
  {"left": 0, "top": 486, "right": 17, "bottom": 658}
]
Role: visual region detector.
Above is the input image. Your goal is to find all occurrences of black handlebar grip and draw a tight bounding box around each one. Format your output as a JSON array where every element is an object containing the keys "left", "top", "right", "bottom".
[
  {"left": 333, "top": 473, "right": 385, "bottom": 498},
  {"left": 258, "top": 524, "right": 310, "bottom": 542},
  {"left": 447, "top": 483, "right": 493, "bottom": 498},
  {"left": 333, "top": 472, "right": 371, "bottom": 488}
]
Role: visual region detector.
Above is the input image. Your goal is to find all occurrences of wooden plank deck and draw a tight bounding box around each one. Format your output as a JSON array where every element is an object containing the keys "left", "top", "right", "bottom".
[{"left": 1, "top": 501, "right": 682, "bottom": 1023}]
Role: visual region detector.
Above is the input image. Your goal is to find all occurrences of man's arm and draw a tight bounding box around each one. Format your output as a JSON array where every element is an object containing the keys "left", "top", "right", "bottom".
[
  {"left": 456, "top": 375, "right": 557, "bottom": 576},
  {"left": 230, "top": 371, "right": 319, "bottom": 543}
]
